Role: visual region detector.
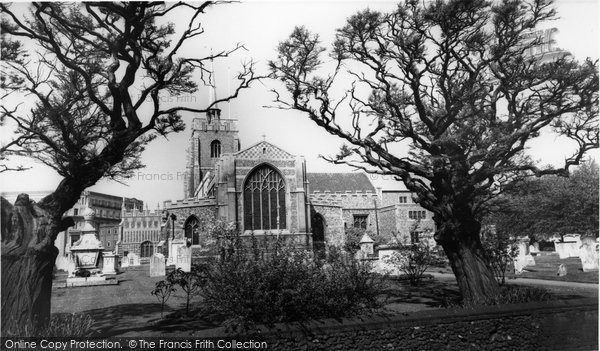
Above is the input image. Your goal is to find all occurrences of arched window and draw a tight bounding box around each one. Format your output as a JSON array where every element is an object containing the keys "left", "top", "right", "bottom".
[
  {"left": 184, "top": 216, "right": 201, "bottom": 245},
  {"left": 243, "top": 165, "right": 286, "bottom": 230},
  {"left": 140, "top": 241, "right": 153, "bottom": 258},
  {"left": 210, "top": 140, "right": 221, "bottom": 158}
]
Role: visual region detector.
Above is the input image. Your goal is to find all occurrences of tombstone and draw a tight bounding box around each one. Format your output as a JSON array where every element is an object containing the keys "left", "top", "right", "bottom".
[
  {"left": 516, "top": 238, "right": 529, "bottom": 255},
  {"left": 513, "top": 238, "right": 532, "bottom": 273},
  {"left": 557, "top": 263, "right": 567, "bottom": 277},
  {"left": 556, "top": 242, "right": 580, "bottom": 258},
  {"left": 555, "top": 243, "right": 570, "bottom": 259},
  {"left": 532, "top": 242, "right": 540, "bottom": 252},
  {"left": 564, "top": 234, "right": 581, "bottom": 245},
  {"left": 125, "top": 252, "right": 141, "bottom": 266},
  {"left": 67, "top": 255, "right": 77, "bottom": 278},
  {"left": 563, "top": 234, "right": 582, "bottom": 258},
  {"left": 149, "top": 253, "right": 166, "bottom": 277},
  {"left": 513, "top": 255, "right": 529, "bottom": 274},
  {"left": 101, "top": 251, "right": 118, "bottom": 276},
  {"left": 169, "top": 239, "right": 186, "bottom": 260},
  {"left": 121, "top": 255, "right": 130, "bottom": 268},
  {"left": 529, "top": 244, "right": 539, "bottom": 255},
  {"left": 176, "top": 245, "right": 192, "bottom": 272},
  {"left": 549, "top": 234, "right": 562, "bottom": 243},
  {"left": 579, "top": 237, "right": 599, "bottom": 272}
]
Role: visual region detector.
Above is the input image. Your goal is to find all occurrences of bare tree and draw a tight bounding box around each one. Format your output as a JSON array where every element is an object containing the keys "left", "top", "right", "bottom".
[
  {"left": 269, "top": 0, "right": 598, "bottom": 303},
  {"left": 0, "top": 1, "right": 261, "bottom": 333}
]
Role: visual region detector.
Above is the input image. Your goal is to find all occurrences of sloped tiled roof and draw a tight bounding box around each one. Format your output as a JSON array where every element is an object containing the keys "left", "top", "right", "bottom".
[{"left": 307, "top": 172, "right": 375, "bottom": 193}]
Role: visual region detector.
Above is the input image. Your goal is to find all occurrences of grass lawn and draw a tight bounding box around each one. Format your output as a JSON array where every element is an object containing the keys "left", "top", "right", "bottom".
[
  {"left": 49, "top": 262, "right": 597, "bottom": 337},
  {"left": 428, "top": 253, "right": 598, "bottom": 284},
  {"left": 508, "top": 254, "right": 599, "bottom": 284}
]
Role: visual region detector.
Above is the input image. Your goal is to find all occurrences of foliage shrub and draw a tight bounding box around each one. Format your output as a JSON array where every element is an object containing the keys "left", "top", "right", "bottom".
[
  {"left": 166, "top": 267, "right": 205, "bottom": 315},
  {"left": 44, "top": 313, "right": 95, "bottom": 337},
  {"left": 199, "top": 234, "right": 383, "bottom": 330},
  {"left": 481, "top": 228, "right": 519, "bottom": 285},
  {"left": 4, "top": 313, "right": 95, "bottom": 337},
  {"left": 443, "top": 285, "right": 553, "bottom": 307},
  {"left": 344, "top": 227, "right": 366, "bottom": 253},
  {"left": 151, "top": 280, "right": 176, "bottom": 317},
  {"left": 384, "top": 243, "right": 433, "bottom": 285}
]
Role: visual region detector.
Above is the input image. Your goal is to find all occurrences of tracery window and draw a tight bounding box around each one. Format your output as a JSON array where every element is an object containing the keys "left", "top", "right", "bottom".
[
  {"left": 210, "top": 140, "right": 221, "bottom": 158},
  {"left": 184, "top": 216, "right": 201, "bottom": 245},
  {"left": 353, "top": 215, "right": 368, "bottom": 229},
  {"left": 140, "top": 241, "right": 153, "bottom": 258},
  {"left": 243, "top": 165, "right": 286, "bottom": 230}
]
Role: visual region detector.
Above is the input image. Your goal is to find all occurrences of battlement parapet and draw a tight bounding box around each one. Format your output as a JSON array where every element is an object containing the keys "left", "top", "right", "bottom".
[
  {"left": 310, "top": 191, "right": 378, "bottom": 198},
  {"left": 121, "top": 209, "right": 162, "bottom": 217},
  {"left": 164, "top": 198, "right": 216, "bottom": 209}
]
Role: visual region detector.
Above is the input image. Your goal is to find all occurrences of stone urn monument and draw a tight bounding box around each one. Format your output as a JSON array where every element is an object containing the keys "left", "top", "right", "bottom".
[{"left": 66, "top": 207, "right": 117, "bottom": 287}]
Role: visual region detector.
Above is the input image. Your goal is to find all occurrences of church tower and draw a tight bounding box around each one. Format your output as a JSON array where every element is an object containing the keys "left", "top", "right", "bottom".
[{"left": 183, "top": 81, "right": 240, "bottom": 198}]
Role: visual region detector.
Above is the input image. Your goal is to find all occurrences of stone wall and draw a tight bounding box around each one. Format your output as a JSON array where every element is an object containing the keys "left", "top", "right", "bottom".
[
  {"left": 381, "top": 189, "right": 412, "bottom": 207},
  {"left": 377, "top": 205, "right": 403, "bottom": 244},
  {"left": 310, "top": 203, "right": 344, "bottom": 246},
  {"left": 394, "top": 203, "right": 436, "bottom": 239},
  {"left": 198, "top": 298, "right": 598, "bottom": 351},
  {"left": 162, "top": 200, "right": 217, "bottom": 242}
]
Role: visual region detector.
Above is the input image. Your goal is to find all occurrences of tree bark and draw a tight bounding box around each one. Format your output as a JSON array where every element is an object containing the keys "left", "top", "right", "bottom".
[
  {"left": 442, "top": 239, "right": 500, "bottom": 304},
  {"left": 436, "top": 212, "right": 500, "bottom": 304},
  {"left": 1, "top": 195, "right": 71, "bottom": 335}
]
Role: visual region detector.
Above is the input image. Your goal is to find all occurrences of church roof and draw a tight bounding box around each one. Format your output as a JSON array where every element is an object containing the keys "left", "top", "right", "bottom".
[
  {"left": 307, "top": 172, "right": 375, "bottom": 193},
  {"left": 235, "top": 141, "right": 295, "bottom": 159}
]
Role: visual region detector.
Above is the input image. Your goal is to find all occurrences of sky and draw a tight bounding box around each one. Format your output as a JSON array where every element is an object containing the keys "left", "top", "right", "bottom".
[{"left": 1, "top": 0, "right": 598, "bottom": 207}]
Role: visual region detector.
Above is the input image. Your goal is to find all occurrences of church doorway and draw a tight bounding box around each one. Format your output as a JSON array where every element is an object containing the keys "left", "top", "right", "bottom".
[{"left": 312, "top": 213, "right": 326, "bottom": 257}]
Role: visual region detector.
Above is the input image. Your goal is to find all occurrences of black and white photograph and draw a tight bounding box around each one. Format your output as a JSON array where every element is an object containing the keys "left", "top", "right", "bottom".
[{"left": 0, "top": 1, "right": 598, "bottom": 350}]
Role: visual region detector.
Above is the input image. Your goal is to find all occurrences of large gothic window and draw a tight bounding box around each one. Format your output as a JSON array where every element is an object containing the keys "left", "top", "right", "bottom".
[
  {"left": 243, "top": 165, "right": 286, "bottom": 230},
  {"left": 140, "top": 241, "right": 153, "bottom": 258},
  {"left": 210, "top": 140, "right": 221, "bottom": 158},
  {"left": 184, "top": 216, "right": 201, "bottom": 245}
]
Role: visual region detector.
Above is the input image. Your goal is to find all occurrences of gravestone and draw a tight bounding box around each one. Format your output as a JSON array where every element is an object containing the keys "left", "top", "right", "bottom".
[
  {"left": 526, "top": 254, "right": 536, "bottom": 266},
  {"left": 176, "top": 245, "right": 192, "bottom": 272},
  {"left": 149, "top": 253, "right": 166, "bottom": 277},
  {"left": 557, "top": 263, "right": 567, "bottom": 277},
  {"left": 556, "top": 242, "right": 580, "bottom": 259},
  {"left": 513, "top": 254, "right": 528, "bottom": 274},
  {"left": 67, "top": 255, "right": 77, "bottom": 278},
  {"left": 564, "top": 234, "right": 581, "bottom": 245},
  {"left": 579, "top": 237, "right": 599, "bottom": 272},
  {"left": 101, "top": 251, "right": 118, "bottom": 276},
  {"left": 125, "top": 252, "right": 141, "bottom": 266},
  {"left": 513, "top": 238, "right": 532, "bottom": 273},
  {"left": 529, "top": 244, "right": 539, "bottom": 254},
  {"left": 121, "top": 255, "right": 130, "bottom": 268}
]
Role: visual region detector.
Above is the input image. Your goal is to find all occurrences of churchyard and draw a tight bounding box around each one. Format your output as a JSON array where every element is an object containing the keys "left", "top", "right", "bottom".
[{"left": 50, "top": 241, "right": 598, "bottom": 339}]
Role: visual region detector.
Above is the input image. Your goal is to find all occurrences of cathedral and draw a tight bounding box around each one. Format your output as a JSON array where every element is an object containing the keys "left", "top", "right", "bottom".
[{"left": 116, "top": 107, "right": 435, "bottom": 261}]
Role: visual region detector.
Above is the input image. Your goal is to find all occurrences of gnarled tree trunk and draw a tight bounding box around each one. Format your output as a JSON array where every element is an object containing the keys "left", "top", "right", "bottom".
[
  {"left": 436, "top": 210, "right": 500, "bottom": 304},
  {"left": 1, "top": 195, "right": 71, "bottom": 335}
]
